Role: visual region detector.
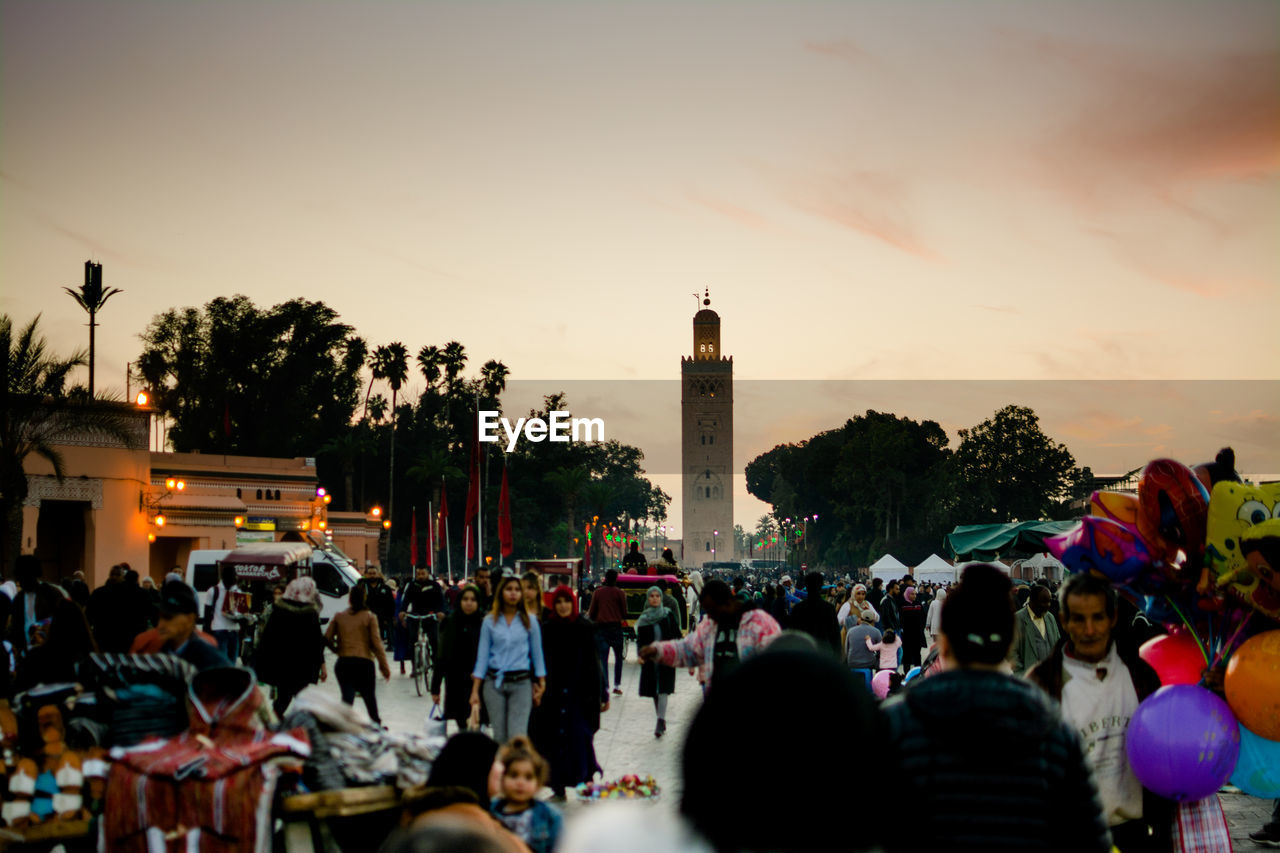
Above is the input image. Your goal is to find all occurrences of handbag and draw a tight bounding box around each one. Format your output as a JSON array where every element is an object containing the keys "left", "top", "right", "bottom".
[
  {"left": 1171, "top": 794, "right": 1232, "bottom": 853},
  {"left": 425, "top": 703, "right": 447, "bottom": 740}
]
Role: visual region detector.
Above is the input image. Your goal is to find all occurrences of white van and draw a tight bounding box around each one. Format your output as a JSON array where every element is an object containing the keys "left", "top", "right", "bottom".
[{"left": 185, "top": 544, "right": 361, "bottom": 626}]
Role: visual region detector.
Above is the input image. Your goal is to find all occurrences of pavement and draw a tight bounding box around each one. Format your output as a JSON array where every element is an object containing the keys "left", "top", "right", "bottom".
[{"left": 308, "top": 645, "right": 1277, "bottom": 848}]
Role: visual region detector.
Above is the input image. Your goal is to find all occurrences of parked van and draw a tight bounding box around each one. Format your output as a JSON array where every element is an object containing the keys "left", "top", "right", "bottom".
[{"left": 185, "top": 543, "right": 361, "bottom": 626}]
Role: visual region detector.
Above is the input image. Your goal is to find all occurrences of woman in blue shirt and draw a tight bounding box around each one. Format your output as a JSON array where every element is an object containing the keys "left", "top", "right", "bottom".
[{"left": 471, "top": 575, "right": 547, "bottom": 744}]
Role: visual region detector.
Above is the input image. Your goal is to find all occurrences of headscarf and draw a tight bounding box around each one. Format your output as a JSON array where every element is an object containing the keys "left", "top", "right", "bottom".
[
  {"left": 688, "top": 570, "right": 704, "bottom": 595},
  {"left": 682, "top": 650, "right": 882, "bottom": 853},
  {"left": 934, "top": 588, "right": 947, "bottom": 605},
  {"left": 635, "top": 585, "right": 670, "bottom": 628},
  {"left": 904, "top": 586, "right": 917, "bottom": 604},
  {"left": 284, "top": 576, "right": 319, "bottom": 605},
  {"left": 545, "top": 585, "right": 578, "bottom": 621},
  {"left": 852, "top": 583, "right": 867, "bottom": 596},
  {"left": 425, "top": 731, "right": 499, "bottom": 804}
]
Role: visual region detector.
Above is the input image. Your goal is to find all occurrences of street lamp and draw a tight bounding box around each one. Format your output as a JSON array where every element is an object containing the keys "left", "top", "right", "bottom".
[{"left": 713, "top": 529, "right": 719, "bottom": 561}]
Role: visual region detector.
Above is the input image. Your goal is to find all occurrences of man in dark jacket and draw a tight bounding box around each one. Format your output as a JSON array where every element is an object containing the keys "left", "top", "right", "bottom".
[
  {"left": 1028, "top": 573, "right": 1172, "bottom": 853},
  {"left": 156, "top": 580, "right": 230, "bottom": 672},
  {"left": 878, "top": 580, "right": 902, "bottom": 634},
  {"left": 882, "top": 563, "right": 1111, "bottom": 853},
  {"left": 10, "top": 555, "right": 65, "bottom": 657},
  {"left": 358, "top": 566, "right": 396, "bottom": 645},
  {"left": 787, "top": 572, "right": 841, "bottom": 658}
]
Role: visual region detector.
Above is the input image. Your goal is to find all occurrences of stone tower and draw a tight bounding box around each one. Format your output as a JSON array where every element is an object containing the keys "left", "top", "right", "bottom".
[{"left": 681, "top": 289, "right": 734, "bottom": 567}]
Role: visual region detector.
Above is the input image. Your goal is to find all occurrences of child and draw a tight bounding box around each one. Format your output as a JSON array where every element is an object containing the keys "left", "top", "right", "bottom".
[
  {"left": 491, "top": 736, "right": 563, "bottom": 853},
  {"left": 866, "top": 629, "right": 902, "bottom": 672}
]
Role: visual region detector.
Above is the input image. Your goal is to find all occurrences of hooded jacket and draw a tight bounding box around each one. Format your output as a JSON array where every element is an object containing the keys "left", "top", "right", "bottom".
[
  {"left": 882, "top": 669, "right": 1112, "bottom": 853},
  {"left": 254, "top": 598, "right": 325, "bottom": 687}
]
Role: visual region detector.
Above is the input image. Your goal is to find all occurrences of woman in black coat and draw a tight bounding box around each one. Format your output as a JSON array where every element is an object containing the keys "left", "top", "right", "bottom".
[
  {"left": 532, "top": 585, "right": 604, "bottom": 798},
  {"left": 431, "top": 585, "right": 485, "bottom": 731},
  {"left": 254, "top": 577, "right": 327, "bottom": 717},
  {"left": 635, "top": 585, "right": 678, "bottom": 738}
]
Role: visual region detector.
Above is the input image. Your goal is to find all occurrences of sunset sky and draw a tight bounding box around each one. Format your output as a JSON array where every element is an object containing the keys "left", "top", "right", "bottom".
[{"left": 2, "top": 1, "right": 1277, "bottom": 530}]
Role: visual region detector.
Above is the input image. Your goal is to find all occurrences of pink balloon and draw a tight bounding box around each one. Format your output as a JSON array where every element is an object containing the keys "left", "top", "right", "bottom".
[{"left": 872, "top": 669, "right": 893, "bottom": 699}]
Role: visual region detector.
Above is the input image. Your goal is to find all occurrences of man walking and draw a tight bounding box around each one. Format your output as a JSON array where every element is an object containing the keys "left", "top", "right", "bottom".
[
  {"left": 1010, "top": 584, "right": 1061, "bottom": 677},
  {"left": 1028, "top": 573, "right": 1170, "bottom": 852},
  {"left": 587, "top": 569, "right": 628, "bottom": 695}
]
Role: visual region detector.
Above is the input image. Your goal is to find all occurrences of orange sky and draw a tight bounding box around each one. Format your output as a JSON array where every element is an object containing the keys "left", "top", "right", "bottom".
[{"left": 2, "top": 1, "right": 1277, "bottom": 528}]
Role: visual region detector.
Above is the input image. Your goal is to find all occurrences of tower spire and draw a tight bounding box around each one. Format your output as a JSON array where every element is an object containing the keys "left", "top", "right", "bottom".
[{"left": 703, "top": 287, "right": 711, "bottom": 307}]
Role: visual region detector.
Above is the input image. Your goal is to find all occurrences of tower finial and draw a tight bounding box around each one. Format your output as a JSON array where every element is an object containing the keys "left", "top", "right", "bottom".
[{"left": 703, "top": 286, "right": 710, "bottom": 307}]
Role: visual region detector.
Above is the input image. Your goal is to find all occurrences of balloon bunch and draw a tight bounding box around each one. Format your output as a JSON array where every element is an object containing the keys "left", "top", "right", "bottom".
[{"left": 1045, "top": 449, "right": 1280, "bottom": 801}]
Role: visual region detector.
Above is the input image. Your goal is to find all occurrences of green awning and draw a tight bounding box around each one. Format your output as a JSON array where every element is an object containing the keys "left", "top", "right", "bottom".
[{"left": 944, "top": 520, "right": 1079, "bottom": 562}]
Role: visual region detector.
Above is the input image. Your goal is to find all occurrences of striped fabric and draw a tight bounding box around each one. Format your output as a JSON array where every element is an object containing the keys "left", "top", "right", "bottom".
[
  {"left": 104, "top": 667, "right": 308, "bottom": 853},
  {"left": 1172, "top": 795, "right": 1232, "bottom": 853}
]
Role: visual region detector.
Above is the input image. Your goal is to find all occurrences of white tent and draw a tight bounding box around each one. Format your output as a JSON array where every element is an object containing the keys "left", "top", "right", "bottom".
[
  {"left": 868, "top": 554, "right": 908, "bottom": 583},
  {"left": 956, "top": 559, "right": 1012, "bottom": 576},
  {"left": 1020, "top": 552, "right": 1066, "bottom": 581},
  {"left": 913, "top": 553, "right": 956, "bottom": 585}
]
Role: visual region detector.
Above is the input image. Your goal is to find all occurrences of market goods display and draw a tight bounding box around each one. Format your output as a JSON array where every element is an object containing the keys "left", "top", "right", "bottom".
[{"left": 574, "top": 774, "right": 661, "bottom": 801}]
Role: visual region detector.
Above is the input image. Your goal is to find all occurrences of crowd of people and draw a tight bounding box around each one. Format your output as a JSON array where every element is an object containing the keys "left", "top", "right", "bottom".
[{"left": 4, "top": 551, "right": 1277, "bottom": 852}]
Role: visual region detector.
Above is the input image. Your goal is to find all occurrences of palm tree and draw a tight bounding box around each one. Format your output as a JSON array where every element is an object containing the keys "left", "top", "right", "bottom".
[
  {"left": 416, "top": 345, "right": 442, "bottom": 390},
  {"left": 63, "top": 262, "right": 122, "bottom": 398},
  {"left": 320, "top": 429, "right": 372, "bottom": 511},
  {"left": 479, "top": 359, "right": 509, "bottom": 402},
  {"left": 441, "top": 341, "right": 467, "bottom": 391},
  {"left": 363, "top": 345, "right": 394, "bottom": 421},
  {"left": 545, "top": 467, "right": 591, "bottom": 558},
  {"left": 381, "top": 342, "right": 409, "bottom": 535},
  {"left": 1, "top": 314, "right": 128, "bottom": 575}
]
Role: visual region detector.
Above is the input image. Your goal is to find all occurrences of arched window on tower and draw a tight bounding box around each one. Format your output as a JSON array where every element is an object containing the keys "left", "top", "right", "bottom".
[
  {"left": 705, "top": 542, "right": 710, "bottom": 552},
  {"left": 705, "top": 487, "right": 711, "bottom": 498}
]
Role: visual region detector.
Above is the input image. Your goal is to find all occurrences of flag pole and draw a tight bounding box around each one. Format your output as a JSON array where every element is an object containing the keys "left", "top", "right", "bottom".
[
  {"left": 444, "top": 476, "right": 453, "bottom": 584},
  {"left": 428, "top": 499, "right": 434, "bottom": 572},
  {"left": 476, "top": 393, "right": 483, "bottom": 572}
]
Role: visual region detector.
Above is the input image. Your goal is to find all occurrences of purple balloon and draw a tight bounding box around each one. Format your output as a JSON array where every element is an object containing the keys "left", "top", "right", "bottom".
[{"left": 1126, "top": 685, "right": 1241, "bottom": 802}]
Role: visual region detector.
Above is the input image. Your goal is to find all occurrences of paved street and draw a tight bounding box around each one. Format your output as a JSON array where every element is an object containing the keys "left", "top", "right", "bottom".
[{"left": 307, "top": 646, "right": 1276, "bottom": 847}]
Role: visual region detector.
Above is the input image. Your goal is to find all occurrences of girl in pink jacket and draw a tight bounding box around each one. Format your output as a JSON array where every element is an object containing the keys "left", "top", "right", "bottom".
[{"left": 866, "top": 629, "right": 902, "bottom": 672}]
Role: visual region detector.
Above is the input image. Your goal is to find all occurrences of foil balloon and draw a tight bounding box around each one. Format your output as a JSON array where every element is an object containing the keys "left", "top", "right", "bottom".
[
  {"left": 1137, "top": 459, "right": 1210, "bottom": 570},
  {"left": 1204, "top": 480, "right": 1280, "bottom": 619},
  {"left": 1139, "top": 630, "right": 1207, "bottom": 686},
  {"left": 1090, "top": 490, "right": 1140, "bottom": 526},
  {"left": 1045, "top": 516, "right": 1152, "bottom": 584}
]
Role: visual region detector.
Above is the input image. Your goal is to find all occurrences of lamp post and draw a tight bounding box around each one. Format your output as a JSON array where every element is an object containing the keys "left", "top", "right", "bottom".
[{"left": 713, "top": 529, "right": 718, "bottom": 563}]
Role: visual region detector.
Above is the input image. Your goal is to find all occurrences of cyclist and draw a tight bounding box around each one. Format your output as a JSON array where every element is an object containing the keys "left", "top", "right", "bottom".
[{"left": 400, "top": 566, "right": 447, "bottom": 665}]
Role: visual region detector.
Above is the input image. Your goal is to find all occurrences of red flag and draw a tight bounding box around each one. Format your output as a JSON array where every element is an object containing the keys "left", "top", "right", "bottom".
[
  {"left": 409, "top": 509, "right": 419, "bottom": 568},
  {"left": 498, "top": 465, "right": 513, "bottom": 557},
  {"left": 437, "top": 481, "right": 449, "bottom": 555},
  {"left": 463, "top": 442, "right": 480, "bottom": 562}
]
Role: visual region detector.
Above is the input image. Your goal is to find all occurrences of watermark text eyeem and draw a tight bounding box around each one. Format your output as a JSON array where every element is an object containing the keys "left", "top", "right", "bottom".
[{"left": 478, "top": 411, "right": 605, "bottom": 452}]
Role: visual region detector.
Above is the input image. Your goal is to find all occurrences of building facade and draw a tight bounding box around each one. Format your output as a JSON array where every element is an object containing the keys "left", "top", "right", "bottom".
[
  {"left": 681, "top": 291, "right": 734, "bottom": 567},
  {"left": 18, "top": 401, "right": 382, "bottom": 587}
]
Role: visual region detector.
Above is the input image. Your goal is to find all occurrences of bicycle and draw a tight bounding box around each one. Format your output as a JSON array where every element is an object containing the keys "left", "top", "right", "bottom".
[{"left": 404, "top": 613, "right": 436, "bottom": 697}]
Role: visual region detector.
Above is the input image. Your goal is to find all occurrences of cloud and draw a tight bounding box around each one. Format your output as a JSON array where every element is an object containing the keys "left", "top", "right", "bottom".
[
  {"left": 1086, "top": 226, "right": 1272, "bottom": 297},
  {"left": 785, "top": 170, "right": 938, "bottom": 260},
  {"left": 804, "top": 39, "right": 866, "bottom": 65},
  {"left": 685, "top": 190, "right": 773, "bottom": 232},
  {"left": 1014, "top": 30, "right": 1280, "bottom": 205}
]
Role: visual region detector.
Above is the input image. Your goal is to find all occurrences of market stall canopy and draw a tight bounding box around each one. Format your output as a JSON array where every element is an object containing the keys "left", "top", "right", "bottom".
[
  {"left": 956, "top": 559, "right": 1013, "bottom": 576},
  {"left": 1021, "top": 552, "right": 1066, "bottom": 571},
  {"left": 868, "top": 554, "right": 908, "bottom": 582},
  {"left": 944, "top": 521, "right": 1078, "bottom": 562},
  {"left": 913, "top": 553, "right": 956, "bottom": 584},
  {"left": 220, "top": 542, "right": 313, "bottom": 582}
]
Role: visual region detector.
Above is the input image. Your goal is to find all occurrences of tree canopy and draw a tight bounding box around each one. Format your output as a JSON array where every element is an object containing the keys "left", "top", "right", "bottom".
[{"left": 745, "top": 405, "right": 1081, "bottom": 567}]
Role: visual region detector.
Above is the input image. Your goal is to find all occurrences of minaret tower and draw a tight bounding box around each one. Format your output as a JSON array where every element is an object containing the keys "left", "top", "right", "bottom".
[{"left": 681, "top": 289, "right": 734, "bottom": 567}]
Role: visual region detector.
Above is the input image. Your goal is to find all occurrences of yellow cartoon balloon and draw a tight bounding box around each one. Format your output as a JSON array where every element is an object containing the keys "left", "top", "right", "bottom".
[{"left": 1205, "top": 481, "right": 1280, "bottom": 619}]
